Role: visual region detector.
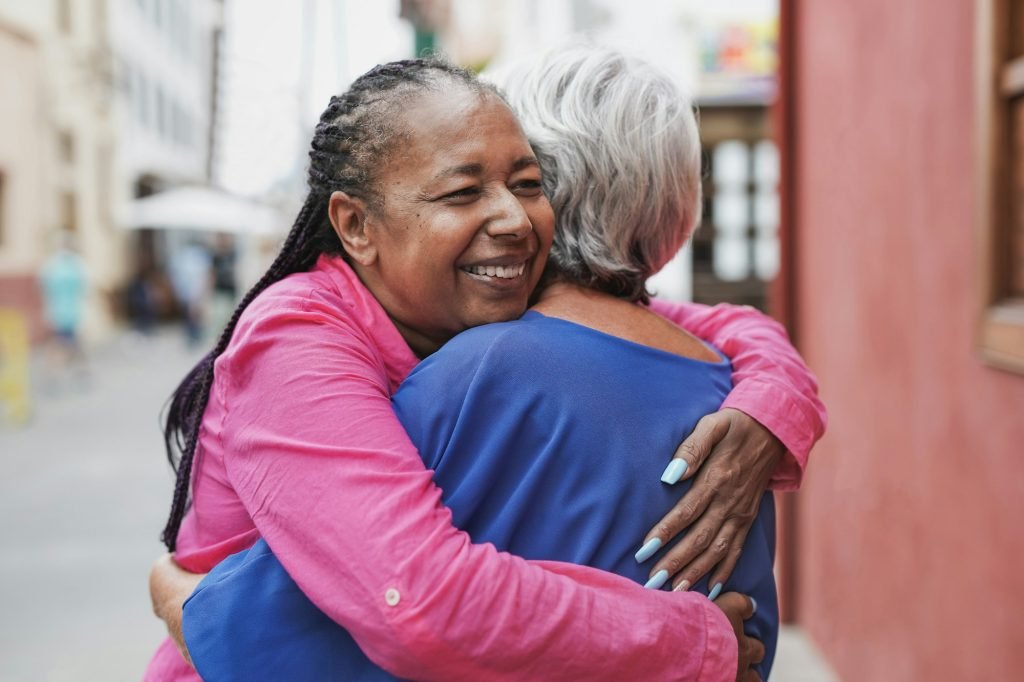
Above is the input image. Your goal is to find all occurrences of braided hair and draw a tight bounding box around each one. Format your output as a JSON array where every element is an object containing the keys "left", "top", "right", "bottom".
[{"left": 160, "top": 58, "right": 495, "bottom": 551}]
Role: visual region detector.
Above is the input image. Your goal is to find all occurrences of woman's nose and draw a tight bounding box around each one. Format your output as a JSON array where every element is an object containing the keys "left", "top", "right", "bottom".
[{"left": 484, "top": 189, "right": 533, "bottom": 240}]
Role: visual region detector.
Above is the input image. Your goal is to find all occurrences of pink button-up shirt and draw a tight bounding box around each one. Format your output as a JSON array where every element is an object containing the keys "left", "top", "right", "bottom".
[{"left": 145, "top": 256, "right": 825, "bottom": 681}]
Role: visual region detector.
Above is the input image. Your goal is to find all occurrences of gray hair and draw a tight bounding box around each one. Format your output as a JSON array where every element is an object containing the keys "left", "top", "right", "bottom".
[{"left": 501, "top": 45, "right": 702, "bottom": 302}]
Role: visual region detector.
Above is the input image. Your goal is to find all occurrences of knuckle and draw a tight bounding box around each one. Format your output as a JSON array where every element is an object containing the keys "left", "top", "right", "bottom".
[
  {"left": 668, "top": 503, "right": 699, "bottom": 527},
  {"left": 704, "top": 462, "right": 737, "bottom": 489},
  {"left": 654, "top": 522, "right": 676, "bottom": 539},
  {"left": 661, "top": 554, "right": 684, "bottom": 575},
  {"left": 694, "top": 527, "right": 714, "bottom": 550},
  {"left": 712, "top": 536, "right": 731, "bottom": 556},
  {"left": 682, "top": 561, "right": 706, "bottom": 584},
  {"left": 701, "top": 466, "right": 730, "bottom": 491},
  {"left": 716, "top": 463, "right": 743, "bottom": 484},
  {"left": 677, "top": 441, "right": 701, "bottom": 461},
  {"left": 680, "top": 502, "right": 700, "bottom": 520},
  {"left": 701, "top": 412, "right": 724, "bottom": 429}
]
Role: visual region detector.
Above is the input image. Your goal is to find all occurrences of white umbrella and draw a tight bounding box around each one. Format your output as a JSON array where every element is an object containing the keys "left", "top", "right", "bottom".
[{"left": 119, "top": 186, "right": 286, "bottom": 236}]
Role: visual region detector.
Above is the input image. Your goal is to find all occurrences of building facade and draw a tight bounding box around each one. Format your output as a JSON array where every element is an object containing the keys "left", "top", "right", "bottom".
[
  {"left": 0, "top": 0, "right": 220, "bottom": 342},
  {"left": 780, "top": 0, "right": 1024, "bottom": 678},
  {"left": 0, "top": 1, "right": 115, "bottom": 340}
]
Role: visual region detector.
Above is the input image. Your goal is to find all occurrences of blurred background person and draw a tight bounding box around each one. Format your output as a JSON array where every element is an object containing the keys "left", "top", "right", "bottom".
[
  {"left": 125, "top": 263, "right": 158, "bottom": 338},
  {"left": 168, "top": 239, "right": 213, "bottom": 348},
  {"left": 209, "top": 234, "right": 239, "bottom": 335},
  {"left": 38, "top": 231, "right": 88, "bottom": 389}
]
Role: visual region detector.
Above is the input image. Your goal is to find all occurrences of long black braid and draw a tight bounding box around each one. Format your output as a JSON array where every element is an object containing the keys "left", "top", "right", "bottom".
[{"left": 160, "top": 57, "right": 494, "bottom": 551}]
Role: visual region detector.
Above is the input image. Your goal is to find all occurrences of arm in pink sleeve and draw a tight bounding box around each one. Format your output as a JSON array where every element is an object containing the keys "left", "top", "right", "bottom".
[
  {"left": 648, "top": 299, "right": 827, "bottom": 491},
  {"left": 220, "top": 294, "right": 736, "bottom": 681}
]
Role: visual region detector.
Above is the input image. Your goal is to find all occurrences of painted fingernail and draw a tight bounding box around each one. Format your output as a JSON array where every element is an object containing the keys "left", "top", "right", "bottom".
[
  {"left": 660, "top": 459, "right": 688, "bottom": 485},
  {"left": 644, "top": 570, "right": 670, "bottom": 590},
  {"left": 634, "top": 537, "right": 663, "bottom": 563},
  {"left": 750, "top": 597, "right": 757, "bottom": 614},
  {"left": 673, "top": 579, "right": 691, "bottom": 592},
  {"left": 708, "top": 582, "right": 723, "bottom": 601}
]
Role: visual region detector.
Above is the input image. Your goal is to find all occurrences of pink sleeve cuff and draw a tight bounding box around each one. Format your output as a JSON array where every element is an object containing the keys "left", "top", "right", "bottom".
[{"left": 722, "top": 378, "right": 828, "bottom": 492}]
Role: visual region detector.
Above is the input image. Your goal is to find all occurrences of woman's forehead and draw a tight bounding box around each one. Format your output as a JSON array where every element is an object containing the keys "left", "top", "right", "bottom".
[{"left": 391, "top": 89, "right": 534, "bottom": 178}]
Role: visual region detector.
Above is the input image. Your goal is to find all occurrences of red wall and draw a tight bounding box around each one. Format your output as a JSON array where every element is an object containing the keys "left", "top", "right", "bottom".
[{"left": 792, "top": 1, "right": 1024, "bottom": 679}]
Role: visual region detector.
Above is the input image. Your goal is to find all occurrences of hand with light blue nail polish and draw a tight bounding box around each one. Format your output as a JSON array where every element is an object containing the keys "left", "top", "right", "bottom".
[
  {"left": 660, "top": 458, "right": 687, "bottom": 485},
  {"left": 643, "top": 408, "right": 786, "bottom": 596},
  {"left": 634, "top": 537, "right": 662, "bottom": 563},
  {"left": 643, "top": 569, "right": 669, "bottom": 590}
]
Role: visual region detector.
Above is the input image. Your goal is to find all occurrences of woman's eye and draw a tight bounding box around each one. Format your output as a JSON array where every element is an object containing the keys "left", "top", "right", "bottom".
[
  {"left": 513, "top": 180, "right": 543, "bottom": 196},
  {"left": 443, "top": 187, "right": 480, "bottom": 201}
]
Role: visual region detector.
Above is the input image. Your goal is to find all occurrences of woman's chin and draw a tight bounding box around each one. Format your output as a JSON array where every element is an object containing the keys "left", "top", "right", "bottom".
[{"left": 462, "top": 299, "right": 531, "bottom": 328}]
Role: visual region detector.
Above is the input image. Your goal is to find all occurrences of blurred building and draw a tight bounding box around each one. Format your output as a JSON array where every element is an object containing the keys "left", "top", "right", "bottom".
[
  {"left": 775, "top": 0, "right": 1024, "bottom": 679},
  {"left": 0, "top": 0, "right": 222, "bottom": 342},
  {"left": 0, "top": 1, "right": 114, "bottom": 340},
  {"left": 109, "top": 0, "right": 222, "bottom": 317}
]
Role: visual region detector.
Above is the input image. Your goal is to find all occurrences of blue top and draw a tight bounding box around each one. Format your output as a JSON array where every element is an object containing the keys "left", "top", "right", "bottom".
[
  {"left": 183, "top": 311, "right": 778, "bottom": 680},
  {"left": 39, "top": 250, "right": 86, "bottom": 332}
]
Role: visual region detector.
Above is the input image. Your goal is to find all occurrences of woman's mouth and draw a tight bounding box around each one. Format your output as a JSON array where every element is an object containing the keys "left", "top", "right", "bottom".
[{"left": 461, "top": 262, "right": 527, "bottom": 280}]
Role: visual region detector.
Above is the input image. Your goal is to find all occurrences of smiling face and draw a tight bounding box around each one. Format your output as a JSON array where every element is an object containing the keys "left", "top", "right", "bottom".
[{"left": 335, "top": 87, "right": 555, "bottom": 356}]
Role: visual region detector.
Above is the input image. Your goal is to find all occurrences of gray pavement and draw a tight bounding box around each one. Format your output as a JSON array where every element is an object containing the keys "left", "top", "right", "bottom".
[
  {"left": 0, "top": 328, "right": 839, "bottom": 681},
  {"left": 774, "top": 626, "right": 841, "bottom": 681},
  {"left": 0, "top": 330, "right": 203, "bottom": 681}
]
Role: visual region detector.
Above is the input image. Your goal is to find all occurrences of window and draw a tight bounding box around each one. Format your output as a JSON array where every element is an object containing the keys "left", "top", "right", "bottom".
[
  {"left": 976, "top": 0, "right": 1024, "bottom": 372},
  {"left": 57, "top": 0, "right": 72, "bottom": 34},
  {"left": 97, "top": 144, "right": 112, "bottom": 228},
  {"left": 58, "top": 130, "right": 75, "bottom": 164},
  {"left": 690, "top": 106, "right": 777, "bottom": 311},
  {"left": 137, "top": 71, "right": 150, "bottom": 126},
  {"left": 60, "top": 191, "right": 77, "bottom": 233},
  {"left": 707, "top": 140, "right": 779, "bottom": 283}
]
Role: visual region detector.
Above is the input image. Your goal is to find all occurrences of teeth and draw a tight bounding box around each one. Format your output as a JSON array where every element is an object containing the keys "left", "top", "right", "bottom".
[{"left": 465, "top": 263, "right": 526, "bottom": 279}]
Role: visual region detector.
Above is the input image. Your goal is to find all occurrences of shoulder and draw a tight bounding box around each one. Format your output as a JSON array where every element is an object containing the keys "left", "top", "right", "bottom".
[
  {"left": 235, "top": 259, "right": 377, "bottom": 341},
  {"left": 425, "top": 316, "right": 550, "bottom": 372},
  {"left": 219, "top": 261, "right": 387, "bottom": 376}
]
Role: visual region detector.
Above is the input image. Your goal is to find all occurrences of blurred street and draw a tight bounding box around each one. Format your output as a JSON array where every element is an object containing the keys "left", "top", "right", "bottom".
[{"left": 0, "top": 331, "right": 202, "bottom": 681}]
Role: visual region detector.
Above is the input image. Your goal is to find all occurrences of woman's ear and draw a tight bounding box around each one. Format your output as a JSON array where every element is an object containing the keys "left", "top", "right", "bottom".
[{"left": 328, "top": 191, "right": 377, "bottom": 266}]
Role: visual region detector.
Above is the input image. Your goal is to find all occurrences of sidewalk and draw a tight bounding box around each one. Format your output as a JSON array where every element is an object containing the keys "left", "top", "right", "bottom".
[
  {"left": 0, "top": 329, "right": 204, "bottom": 681},
  {"left": 774, "top": 626, "right": 841, "bottom": 681}
]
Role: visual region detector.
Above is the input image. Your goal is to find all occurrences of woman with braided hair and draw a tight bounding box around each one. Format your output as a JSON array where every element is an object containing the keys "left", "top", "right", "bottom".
[{"left": 146, "top": 55, "right": 823, "bottom": 681}]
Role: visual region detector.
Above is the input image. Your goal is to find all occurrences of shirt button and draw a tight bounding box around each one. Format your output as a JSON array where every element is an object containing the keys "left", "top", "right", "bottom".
[{"left": 385, "top": 588, "right": 401, "bottom": 607}]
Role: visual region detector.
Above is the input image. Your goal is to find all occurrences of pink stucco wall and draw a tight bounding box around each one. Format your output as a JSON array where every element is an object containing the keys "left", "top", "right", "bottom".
[{"left": 792, "top": 1, "right": 1024, "bottom": 679}]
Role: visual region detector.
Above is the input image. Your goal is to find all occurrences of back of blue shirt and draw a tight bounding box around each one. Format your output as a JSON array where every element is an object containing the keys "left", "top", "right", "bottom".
[{"left": 184, "top": 311, "right": 778, "bottom": 680}]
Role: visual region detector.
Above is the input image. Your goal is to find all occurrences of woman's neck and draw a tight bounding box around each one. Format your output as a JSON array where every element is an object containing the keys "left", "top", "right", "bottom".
[
  {"left": 531, "top": 280, "right": 720, "bottom": 363},
  {"left": 532, "top": 280, "right": 630, "bottom": 320}
]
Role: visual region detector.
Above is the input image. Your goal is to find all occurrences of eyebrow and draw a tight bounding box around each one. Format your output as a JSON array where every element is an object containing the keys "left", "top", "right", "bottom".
[{"left": 432, "top": 156, "right": 539, "bottom": 181}]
